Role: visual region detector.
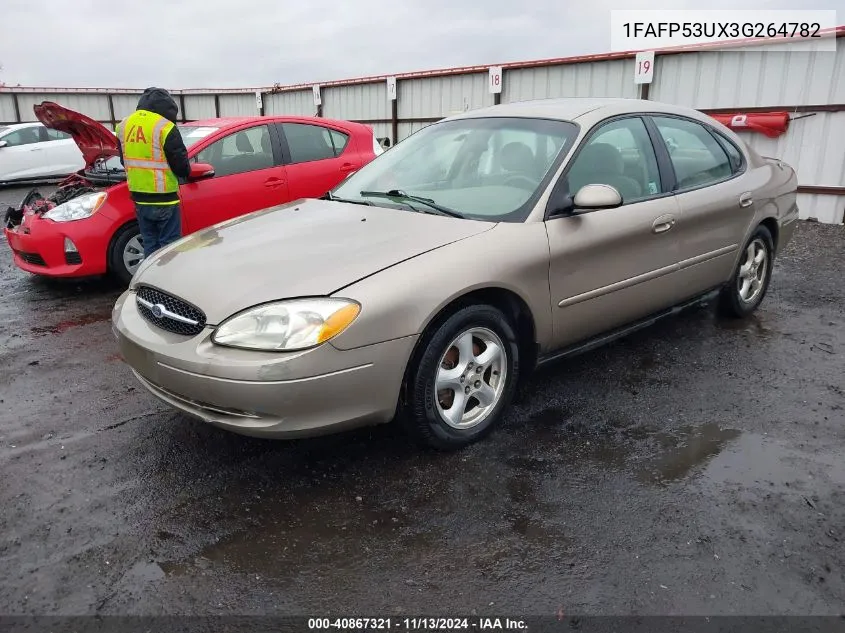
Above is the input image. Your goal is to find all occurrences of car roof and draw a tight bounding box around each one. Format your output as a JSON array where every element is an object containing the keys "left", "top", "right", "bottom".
[
  {"left": 444, "top": 97, "right": 715, "bottom": 126},
  {"left": 182, "top": 115, "right": 372, "bottom": 133},
  {"left": 0, "top": 122, "right": 43, "bottom": 131}
]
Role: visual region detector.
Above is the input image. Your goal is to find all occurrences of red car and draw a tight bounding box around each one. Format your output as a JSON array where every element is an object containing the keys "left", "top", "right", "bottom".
[{"left": 3, "top": 102, "right": 382, "bottom": 283}]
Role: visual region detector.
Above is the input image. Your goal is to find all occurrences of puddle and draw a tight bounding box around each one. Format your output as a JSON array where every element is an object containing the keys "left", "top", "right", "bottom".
[
  {"left": 715, "top": 314, "right": 776, "bottom": 338},
  {"left": 30, "top": 308, "right": 113, "bottom": 335},
  {"left": 634, "top": 423, "right": 741, "bottom": 486}
]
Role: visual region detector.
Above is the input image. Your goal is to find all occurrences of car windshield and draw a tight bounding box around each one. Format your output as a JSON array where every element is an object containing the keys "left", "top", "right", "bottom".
[
  {"left": 176, "top": 125, "right": 219, "bottom": 149},
  {"left": 331, "top": 116, "right": 578, "bottom": 222}
]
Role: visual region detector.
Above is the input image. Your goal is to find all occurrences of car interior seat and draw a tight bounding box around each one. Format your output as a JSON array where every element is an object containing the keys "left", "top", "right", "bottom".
[
  {"left": 567, "top": 142, "right": 643, "bottom": 201},
  {"left": 500, "top": 141, "right": 537, "bottom": 179}
]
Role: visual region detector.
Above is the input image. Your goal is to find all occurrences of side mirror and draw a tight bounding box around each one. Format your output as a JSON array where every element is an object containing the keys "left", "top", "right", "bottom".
[
  {"left": 188, "top": 162, "right": 215, "bottom": 180},
  {"left": 0, "top": 140, "right": 7, "bottom": 149},
  {"left": 571, "top": 184, "right": 622, "bottom": 213}
]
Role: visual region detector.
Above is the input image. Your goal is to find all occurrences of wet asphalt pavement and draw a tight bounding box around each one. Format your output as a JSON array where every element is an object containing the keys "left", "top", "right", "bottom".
[{"left": 0, "top": 183, "right": 843, "bottom": 617}]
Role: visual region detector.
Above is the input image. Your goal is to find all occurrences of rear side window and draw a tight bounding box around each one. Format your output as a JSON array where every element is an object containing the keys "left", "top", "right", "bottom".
[
  {"left": 711, "top": 132, "right": 744, "bottom": 173},
  {"left": 651, "top": 116, "right": 733, "bottom": 190},
  {"left": 47, "top": 129, "right": 72, "bottom": 141},
  {"left": 281, "top": 123, "right": 348, "bottom": 163}
]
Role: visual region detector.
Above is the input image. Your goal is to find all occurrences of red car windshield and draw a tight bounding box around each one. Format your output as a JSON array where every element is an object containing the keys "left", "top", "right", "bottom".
[{"left": 176, "top": 125, "right": 219, "bottom": 149}]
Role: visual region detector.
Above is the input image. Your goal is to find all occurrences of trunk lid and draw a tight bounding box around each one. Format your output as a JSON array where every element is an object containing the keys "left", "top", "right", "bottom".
[{"left": 33, "top": 101, "right": 120, "bottom": 168}]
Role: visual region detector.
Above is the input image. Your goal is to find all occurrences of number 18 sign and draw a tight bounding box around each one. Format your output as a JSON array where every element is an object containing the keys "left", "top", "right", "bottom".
[{"left": 634, "top": 51, "right": 655, "bottom": 84}]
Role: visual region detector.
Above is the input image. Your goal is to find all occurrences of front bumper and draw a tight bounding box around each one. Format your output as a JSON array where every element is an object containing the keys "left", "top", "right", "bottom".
[
  {"left": 112, "top": 289, "right": 418, "bottom": 439},
  {"left": 4, "top": 211, "right": 113, "bottom": 278}
]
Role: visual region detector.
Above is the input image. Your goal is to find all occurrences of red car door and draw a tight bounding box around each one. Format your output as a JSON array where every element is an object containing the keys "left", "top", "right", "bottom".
[
  {"left": 179, "top": 123, "right": 289, "bottom": 234},
  {"left": 274, "top": 121, "right": 361, "bottom": 200}
]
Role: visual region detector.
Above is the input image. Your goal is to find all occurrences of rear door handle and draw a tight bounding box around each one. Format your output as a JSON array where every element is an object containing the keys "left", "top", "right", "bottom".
[
  {"left": 264, "top": 177, "right": 285, "bottom": 188},
  {"left": 652, "top": 214, "right": 676, "bottom": 234},
  {"left": 739, "top": 192, "right": 754, "bottom": 208}
]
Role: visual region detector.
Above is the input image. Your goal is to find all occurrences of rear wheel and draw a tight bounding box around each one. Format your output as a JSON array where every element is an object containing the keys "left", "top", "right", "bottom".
[
  {"left": 402, "top": 304, "right": 520, "bottom": 451},
  {"left": 108, "top": 222, "right": 144, "bottom": 285},
  {"left": 718, "top": 225, "right": 774, "bottom": 318}
]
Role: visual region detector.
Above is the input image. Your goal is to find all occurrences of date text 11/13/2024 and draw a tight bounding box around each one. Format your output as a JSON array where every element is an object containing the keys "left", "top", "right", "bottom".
[{"left": 308, "top": 618, "right": 528, "bottom": 630}]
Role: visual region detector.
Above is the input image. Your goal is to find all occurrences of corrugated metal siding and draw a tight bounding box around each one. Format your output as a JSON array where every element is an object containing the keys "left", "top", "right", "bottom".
[
  {"left": 739, "top": 112, "right": 845, "bottom": 190},
  {"left": 651, "top": 45, "right": 845, "bottom": 108},
  {"left": 366, "top": 122, "right": 391, "bottom": 142},
  {"left": 112, "top": 94, "right": 142, "bottom": 119},
  {"left": 0, "top": 95, "right": 16, "bottom": 122},
  {"left": 797, "top": 194, "right": 844, "bottom": 224},
  {"left": 184, "top": 95, "right": 217, "bottom": 120},
  {"left": 265, "top": 90, "right": 315, "bottom": 116},
  {"left": 15, "top": 93, "right": 111, "bottom": 122},
  {"left": 503, "top": 59, "right": 637, "bottom": 103},
  {"left": 323, "top": 83, "right": 390, "bottom": 121},
  {"left": 217, "top": 94, "right": 257, "bottom": 117},
  {"left": 398, "top": 74, "right": 492, "bottom": 119},
  {"left": 398, "top": 120, "right": 436, "bottom": 141}
]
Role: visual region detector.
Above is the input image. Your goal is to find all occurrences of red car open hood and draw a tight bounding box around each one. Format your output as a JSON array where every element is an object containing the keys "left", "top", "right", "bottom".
[{"left": 33, "top": 101, "right": 120, "bottom": 167}]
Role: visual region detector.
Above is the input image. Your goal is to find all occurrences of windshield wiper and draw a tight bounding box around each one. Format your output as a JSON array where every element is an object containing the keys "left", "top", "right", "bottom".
[
  {"left": 359, "top": 190, "right": 462, "bottom": 218},
  {"left": 320, "top": 192, "right": 374, "bottom": 206}
]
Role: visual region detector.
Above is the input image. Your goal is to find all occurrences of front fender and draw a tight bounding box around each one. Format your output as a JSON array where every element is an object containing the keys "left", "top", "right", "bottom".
[{"left": 329, "top": 222, "right": 553, "bottom": 351}]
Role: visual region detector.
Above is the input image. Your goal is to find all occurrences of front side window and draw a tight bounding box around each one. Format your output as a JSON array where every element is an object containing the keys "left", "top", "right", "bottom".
[
  {"left": 176, "top": 125, "right": 220, "bottom": 150},
  {"left": 2, "top": 126, "right": 43, "bottom": 147},
  {"left": 331, "top": 117, "right": 579, "bottom": 222},
  {"left": 652, "top": 116, "right": 733, "bottom": 189},
  {"left": 566, "top": 117, "right": 663, "bottom": 203},
  {"left": 194, "top": 124, "right": 274, "bottom": 178}
]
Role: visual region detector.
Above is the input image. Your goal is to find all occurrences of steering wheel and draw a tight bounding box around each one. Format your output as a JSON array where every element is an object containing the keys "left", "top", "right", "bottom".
[{"left": 502, "top": 174, "right": 538, "bottom": 191}]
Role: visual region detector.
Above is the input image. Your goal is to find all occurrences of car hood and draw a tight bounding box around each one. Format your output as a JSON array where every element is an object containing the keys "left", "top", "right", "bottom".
[
  {"left": 133, "top": 198, "right": 495, "bottom": 324},
  {"left": 33, "top": 101, "right": 119, "bottom": 167}
]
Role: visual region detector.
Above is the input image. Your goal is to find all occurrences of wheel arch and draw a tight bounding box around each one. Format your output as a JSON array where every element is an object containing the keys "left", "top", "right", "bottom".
[
  {"left": 106, "top": 219, "right": 140, "bottom": 274},
  {"left": 399, "top": 285, "right": 539, "bottom": 404}
]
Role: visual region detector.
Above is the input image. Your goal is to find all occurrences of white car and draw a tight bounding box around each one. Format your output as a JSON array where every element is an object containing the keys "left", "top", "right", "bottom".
[{"left": 0, "top": 122, "right": 85, "bottom": 185}]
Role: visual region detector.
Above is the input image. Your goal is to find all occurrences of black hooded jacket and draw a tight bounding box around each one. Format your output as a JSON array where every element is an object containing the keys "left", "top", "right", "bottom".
[{"left": 117, "top": 87, "right": 191, "bottom": 203}]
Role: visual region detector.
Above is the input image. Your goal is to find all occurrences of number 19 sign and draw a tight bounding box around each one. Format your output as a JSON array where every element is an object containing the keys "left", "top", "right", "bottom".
[
  {"left": 634, "top": 51, "right": 655, "bottom": 84},
  {"left": 489, "top": 66, "right": 503, "bottom": 94}
]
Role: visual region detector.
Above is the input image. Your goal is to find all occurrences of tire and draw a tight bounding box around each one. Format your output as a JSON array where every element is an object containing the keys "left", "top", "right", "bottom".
[
  {"left": 718, "top": 224, "right": 774, "bottom": 319},
  {"left": 402, "top": 304, "right": 520, "bottom": 451},
  {"left": 108, "top": 222, "right": 144, "bottom": 286}
]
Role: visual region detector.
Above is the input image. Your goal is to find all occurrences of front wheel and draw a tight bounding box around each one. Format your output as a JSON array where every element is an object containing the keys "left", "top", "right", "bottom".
[
  {"left": 719, "top": 224, "right": 774, "bottom": 318},
  {"left": 402, "top": 304, "right": 520, "bottom": 451},
  {"left": 108, "top": 222, "right": 145, "bottom": 285}
]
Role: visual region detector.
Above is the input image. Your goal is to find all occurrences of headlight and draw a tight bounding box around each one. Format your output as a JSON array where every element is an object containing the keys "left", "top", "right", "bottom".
[
  {"left": 211, "top": 298, "right": 361, "bottom": 351},
  {"left": 43, "top": 192, "right": 107, "bottom": 222}
]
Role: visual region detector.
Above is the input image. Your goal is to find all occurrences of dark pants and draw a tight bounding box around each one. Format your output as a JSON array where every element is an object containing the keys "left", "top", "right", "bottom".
[{"left": 134, "top": 203, "right": 182, "bottom": 258}]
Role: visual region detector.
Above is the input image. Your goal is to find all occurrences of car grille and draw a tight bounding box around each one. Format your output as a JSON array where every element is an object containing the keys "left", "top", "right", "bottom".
[
  {"left": 65, "top": 252, "right": 82, "bottom": 265},
  {"left": 16, "top": 251, "right": 46, "bottom": 266},
  {"left": 135, "top": 286, "right": 207, "bottom": 337}
]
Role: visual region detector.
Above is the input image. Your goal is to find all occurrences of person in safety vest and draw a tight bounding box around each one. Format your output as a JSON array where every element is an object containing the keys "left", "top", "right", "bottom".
[{"left": 116, "top": 87, "right": 190, "bottom": 258}]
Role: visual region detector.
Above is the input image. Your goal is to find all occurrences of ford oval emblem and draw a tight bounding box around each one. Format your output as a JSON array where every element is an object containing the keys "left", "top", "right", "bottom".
[{"left": 151, "top": 304, "right": 165, "bottom": 319}]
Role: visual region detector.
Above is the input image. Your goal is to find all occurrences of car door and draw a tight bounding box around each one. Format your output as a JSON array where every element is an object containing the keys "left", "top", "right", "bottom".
[
  {"left": 179, "top": 123, "right": 289, "bottom": 234},
  {"left": 43, "top": 128, "right": 85, "bottom": 176},
  {"left": 647, "top": 115, "right": 755, "bottom": 296},
  {"left": 0, "top": 126, "right": 48, "bottom": 180},
  {"left": 275, "top": 121, "right": 360, "bottom": 199},
  {"left": 545, "top": 115, "right": 684, "bottom": 349}
]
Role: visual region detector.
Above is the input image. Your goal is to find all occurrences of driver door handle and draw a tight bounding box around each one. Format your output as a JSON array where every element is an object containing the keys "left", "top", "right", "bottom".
[
  {"left": 652, "top": 214, "right": 676, "bottom": 234},
  {"left": 739, "top": 192, "right": 754, "bottom": 208},
  {"left": 340, "top": 162, "right": 356, "bottom": 172},
  {"left": 264, "top": 177, "right": 286, "bottom": 188}
]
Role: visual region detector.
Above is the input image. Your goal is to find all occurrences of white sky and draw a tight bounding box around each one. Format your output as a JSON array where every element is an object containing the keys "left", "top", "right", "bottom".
[{"left": 0, "top": 0, "right": 841, "bottom": 88}]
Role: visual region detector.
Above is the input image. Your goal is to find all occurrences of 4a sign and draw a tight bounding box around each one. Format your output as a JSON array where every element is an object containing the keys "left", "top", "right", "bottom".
[{"left": 124, "top": 124, "right": 147, "bottom": 144}]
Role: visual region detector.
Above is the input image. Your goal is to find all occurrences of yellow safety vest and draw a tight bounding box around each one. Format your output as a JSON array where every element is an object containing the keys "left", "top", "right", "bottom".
[{"left": 117, "top": 110, "right": 179, "bottom": 204}]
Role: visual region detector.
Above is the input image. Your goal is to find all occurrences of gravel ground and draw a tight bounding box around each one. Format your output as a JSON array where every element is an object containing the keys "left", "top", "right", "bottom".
[{"left": 0, "top": 183, "right": 843, "bottom": 617}]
